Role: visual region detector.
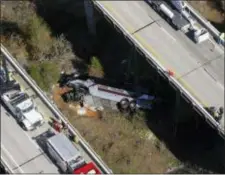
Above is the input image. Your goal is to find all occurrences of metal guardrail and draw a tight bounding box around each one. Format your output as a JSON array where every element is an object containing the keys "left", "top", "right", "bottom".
[
  {"left": 185, "top": 2, "right": 224, "bottom": 46},
  {"left": 1, "top": 158, "right": 11, "bottom": 174},
  {"left": 93, "top": 1, "right": 225, "bottom": 139},
  {"left": 0, "top": 44, "right": 112, "bottom": 174}
]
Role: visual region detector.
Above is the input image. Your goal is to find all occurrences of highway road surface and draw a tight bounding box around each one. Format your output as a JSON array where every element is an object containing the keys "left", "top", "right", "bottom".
[
  {"left": 1, "top": 105, "right": 59, "bottom": 174},
  {"left": 94, "top": 1, "right": 224, "bottom": 130}
]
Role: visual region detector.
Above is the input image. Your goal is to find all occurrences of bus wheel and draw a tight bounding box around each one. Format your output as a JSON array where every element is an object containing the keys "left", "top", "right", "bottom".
[
  {"left": 119, "top": 98, "right": 129, "bottom": 110},
  {"left": 129, "top": 100, "right": 137, "bottom": 113},
  {"left": 19, "top": 122, "right": 27, "bottom": 131}
]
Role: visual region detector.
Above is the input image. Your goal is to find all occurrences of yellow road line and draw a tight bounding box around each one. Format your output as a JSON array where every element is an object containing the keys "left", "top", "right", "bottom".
[{"left": 98, "top": 2, "right": 208, "bottom": 107}]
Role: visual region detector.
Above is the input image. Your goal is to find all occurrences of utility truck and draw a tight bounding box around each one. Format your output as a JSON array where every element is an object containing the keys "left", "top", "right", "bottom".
[
  {"left": 1, "top": 89, "right": 45, "bottom": 131},
  {"left": 59, "top": 72, "right": 156, "bottom": 112},
  {"left": 39, "top": 131, "right": 101, "bottom": 174},
  {"left": 146, "top": 0, "right": 210, "bottom": 43},
  {"left": 146, "top": 0, "right": 190, "bottom": 31}
]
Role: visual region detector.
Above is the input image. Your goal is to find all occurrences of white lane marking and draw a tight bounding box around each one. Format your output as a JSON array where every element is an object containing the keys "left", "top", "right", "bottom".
[
  {"left": 1, "top": 144, "right": 25, "bottom": 173},
  {"left": 160, "top": 27, "right": 176, "bottom": 42}
]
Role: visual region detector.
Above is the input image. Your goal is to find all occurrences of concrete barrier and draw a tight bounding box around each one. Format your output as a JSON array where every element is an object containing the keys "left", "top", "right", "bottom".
[{"left": 1, "top": 158, "right": 12, "bottom": 174}]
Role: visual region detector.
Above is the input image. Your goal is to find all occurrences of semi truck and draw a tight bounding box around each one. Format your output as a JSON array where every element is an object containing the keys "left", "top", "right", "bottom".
[
  {"left": 146, "top": 0, "right": 210, "bottom": 43},
  {"left": 59, "top": 72, "right": 156, "bottom": 112},
  {"left": 146, "top": 0, "right": 190, "bottom": 31},
  {"left": 40, "top": 131, "right": 101, "bottom": 174},
  {"left": 1, "top": 89, "right": 45, "bottom": 131}
]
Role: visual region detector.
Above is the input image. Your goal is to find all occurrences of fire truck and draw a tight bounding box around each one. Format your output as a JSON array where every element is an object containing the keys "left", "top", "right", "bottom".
[{"left": 59, "top": 72, "right": 156, "bottom": 113}]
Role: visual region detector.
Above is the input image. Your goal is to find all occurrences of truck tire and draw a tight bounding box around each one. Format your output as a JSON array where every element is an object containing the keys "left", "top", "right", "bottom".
[
  {"left": 78, "top": 86, "right": 89, "bottom": 96},
  {"left": 65, "top": 93, "right": 71, "bottom": 102},
  {"left": 19, "top": 121, "right": 27, "bottom": 131},
  {"left": 129, "top": 100, "right": 137, "bottom": 113},
  {"left": 152, "top": 4, "right": 157, "bottom": 11},
  {"left": 119, "top": 98, "right": 129, "bottom": 110}
]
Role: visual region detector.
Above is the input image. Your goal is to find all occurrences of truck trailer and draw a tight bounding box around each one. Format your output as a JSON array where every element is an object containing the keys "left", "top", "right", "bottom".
[
  {"left": 146, "top": 0, "right": 190, "bottom": 31},
  {"left": 43, "top": 132, "right": 101, "bottom": 174},
  {"left": 147, "top": 0, "right": 210, "bottom": 43}
]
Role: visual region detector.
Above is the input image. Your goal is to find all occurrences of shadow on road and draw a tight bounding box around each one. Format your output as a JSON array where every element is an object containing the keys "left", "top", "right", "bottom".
[{"left": 33, "top": 0, "right": 225, "bottom": 173}]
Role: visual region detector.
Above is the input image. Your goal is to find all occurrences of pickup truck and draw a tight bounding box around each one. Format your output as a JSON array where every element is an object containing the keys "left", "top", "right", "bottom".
[{"left": 1, "top": 89, "right": 45, "bottom": 131}]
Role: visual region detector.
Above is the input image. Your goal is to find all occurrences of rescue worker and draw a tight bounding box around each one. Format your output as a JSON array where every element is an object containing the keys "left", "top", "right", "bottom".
[
  {"left": 58, "top": 70, "right": 66, "bottom": 87},
  {"left": 53, "top": 120, "right": 63, "bottom": 132},
  {"left": 215, "top": 106, "right": 224, "bottom": 122},
  {"left": 63, "top": 124, "right": 70, "bottom": 137},
  {"left": 80, "top": 98, "right": 84, "bottom": 108},
  {"left": 218, "top": 106, "right": 224, "bottom": 116},
  {"left": 79, "top": 94, "right": 85, "bottom": 108},
  {"left": 208, "top": 106, "right": 216, "bottom": 116}
]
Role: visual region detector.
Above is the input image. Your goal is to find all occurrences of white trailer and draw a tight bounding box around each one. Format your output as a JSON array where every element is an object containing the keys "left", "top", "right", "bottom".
[{"left": 146, "top": 0, "right": 190, "bottom": 30}]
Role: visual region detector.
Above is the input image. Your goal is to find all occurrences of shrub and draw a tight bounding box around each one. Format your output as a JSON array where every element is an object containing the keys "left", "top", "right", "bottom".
[
  {"left": 27, "top": 61, "right": 60, "bottom": 91},
  {"left": 2, "top": 1, "right": 75, "bottom": 63},
  {"left": 90, "top": 56, "right": 103, "bottom": 70},
  {"left": 88, "top": 56, "right": 104, "bottom": 77},
  {"left": 26, "top": 14, "right": 53, "bottom": 60},
  {"left": 49, "top": 35, "right": 74, "bottom": 61}
]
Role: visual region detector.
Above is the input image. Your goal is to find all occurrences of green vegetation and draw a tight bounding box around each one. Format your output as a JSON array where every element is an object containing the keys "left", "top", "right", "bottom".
[
  {"left": 27, "top": 61, "right": 60, "bottom": 91},
  {"left": 1, "top": 1, "right": 75, "bottom": 91},
  {"left": 1, "top": 1, "right": 75, "bottom": 69},
  {"left": 90, "top": 56, "right": 103, "bottom": 71},
  {"left": 26, "top": 13, "right": 74, "bottom": 61},
  {"left": 26, "top": 14, "right": 53, "bottom": 60},
  {"left": 88, "top": 56, "right": 104, "bottom": 77}
]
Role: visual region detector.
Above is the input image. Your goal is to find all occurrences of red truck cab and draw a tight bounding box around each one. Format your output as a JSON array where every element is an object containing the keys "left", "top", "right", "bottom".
[{"left": 73, "top": 162, "right": 101, "bottom": 174}]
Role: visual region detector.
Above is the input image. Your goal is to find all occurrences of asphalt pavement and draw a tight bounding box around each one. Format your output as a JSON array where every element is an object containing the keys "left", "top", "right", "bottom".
[
  {"left": 1, "top": 105, "right": 60, "bottom": 174},
  {"left": 94, "top": 1, "right": 224, "bottom": 130}
]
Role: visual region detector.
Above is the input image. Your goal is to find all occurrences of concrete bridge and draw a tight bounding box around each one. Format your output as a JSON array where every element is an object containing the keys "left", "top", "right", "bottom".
[{"left": 83, "top": 0, "right": 224, "bottom": 138}]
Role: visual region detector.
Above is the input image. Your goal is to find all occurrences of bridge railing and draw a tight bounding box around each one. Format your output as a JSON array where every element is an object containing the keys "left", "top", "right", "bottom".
[
  {"left": 0, "top": 44, "right": 113, "bottom": 174},
  {"left": 1, "top": 158, "right": 12, "bottom": 174},
  {"left": 93, "top": 1, "right": 225, "bottom": 139}
]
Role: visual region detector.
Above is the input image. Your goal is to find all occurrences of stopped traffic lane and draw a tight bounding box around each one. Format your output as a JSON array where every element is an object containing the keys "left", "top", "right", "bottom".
[{"left": 1, "top": 104, "right": 60, "bottom": 174}]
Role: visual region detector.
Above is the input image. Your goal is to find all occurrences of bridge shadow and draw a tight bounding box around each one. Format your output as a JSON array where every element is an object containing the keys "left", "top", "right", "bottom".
[
  {"left": 145, "top": 100, "right": 225, "bottom": 173},
  {"left": 33, "top": 0, "right": 225, "bottom": 173}
]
